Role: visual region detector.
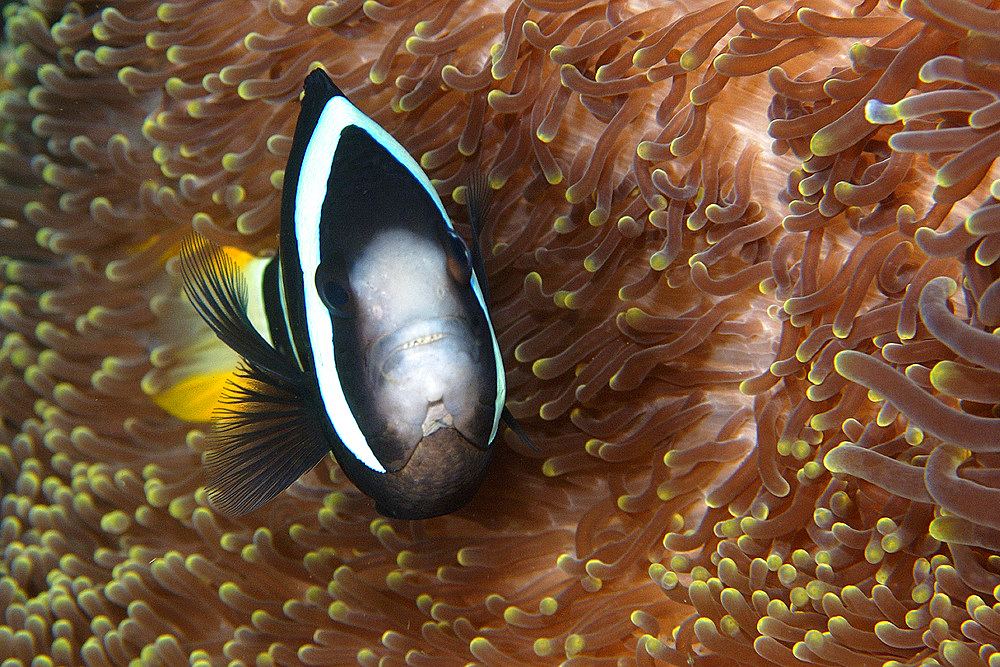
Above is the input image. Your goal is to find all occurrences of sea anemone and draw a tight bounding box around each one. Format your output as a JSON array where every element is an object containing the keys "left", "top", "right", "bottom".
[{"left": 2, "top": 0, "right": 1000, "bottom": 664}]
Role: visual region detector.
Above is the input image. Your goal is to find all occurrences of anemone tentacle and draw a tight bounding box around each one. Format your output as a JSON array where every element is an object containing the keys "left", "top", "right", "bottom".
[{"left": 2, "top": 0, "right": 1000, "bottom": 664}]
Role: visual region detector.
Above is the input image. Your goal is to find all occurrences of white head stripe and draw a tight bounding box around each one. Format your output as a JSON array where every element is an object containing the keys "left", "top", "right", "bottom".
[{"left": 295, "top": 97, "right": 386, "bottom": 473}]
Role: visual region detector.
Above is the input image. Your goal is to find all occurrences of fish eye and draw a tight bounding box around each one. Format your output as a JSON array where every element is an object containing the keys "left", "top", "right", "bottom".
[{"left": 318, "top": 277, "right": 351, "bottom": 315}]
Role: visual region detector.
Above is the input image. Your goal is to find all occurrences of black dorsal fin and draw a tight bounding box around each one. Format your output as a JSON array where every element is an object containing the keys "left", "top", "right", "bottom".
[
  {"left": 304, "top": 67, "right": 345, "bottom": 104},
  {"left": 203, "top": 363, "right": 332, "bottom": 515}
]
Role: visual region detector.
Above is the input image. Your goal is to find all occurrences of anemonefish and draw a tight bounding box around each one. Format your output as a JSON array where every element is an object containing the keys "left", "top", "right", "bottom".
[{"left": 179, "top": 68, "right": 530, "bottom": 519}]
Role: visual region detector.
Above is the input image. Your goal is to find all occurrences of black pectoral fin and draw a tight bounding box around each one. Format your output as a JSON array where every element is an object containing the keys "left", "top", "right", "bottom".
[
  {"left": 465, "top": 171, "right": 495, "bottom": 299},
  {"left": 179, "top": 234, "right": 298, "bottom": 381},
  {"left": 501, "top": 406, "right": 540, "bottom": 454},
  {"left": 203, "top": 363, "right": 331, "bottom": 515}
]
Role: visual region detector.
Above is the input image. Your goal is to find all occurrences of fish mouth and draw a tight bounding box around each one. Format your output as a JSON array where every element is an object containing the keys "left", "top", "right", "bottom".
[
  {"left": 367, "top": 316, "right": 476, "bottom": 377},
  {"left": 397, "top": 332, "right": 447, "bottom": 351},
  {"left": 421, "top": 400, "right": 454, "bottom": 438},
  {"left": 360, "top": 316, "right": 489, "bottom": 473}
]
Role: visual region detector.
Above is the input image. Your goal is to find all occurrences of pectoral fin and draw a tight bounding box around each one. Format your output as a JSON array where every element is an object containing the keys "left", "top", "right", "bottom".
[
  {"left": 464, "top": 171, "right": 495, "bottom": 303},
  {"left": 203, "top": 363, "right": 332, "bottom": 515},
  {"left": 501, "top": 406, "right": 540, "bottom": 454}
]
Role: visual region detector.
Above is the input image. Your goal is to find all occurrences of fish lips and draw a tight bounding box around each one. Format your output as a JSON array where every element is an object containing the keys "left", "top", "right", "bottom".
[{"left": 363, "top": 316, "right": 494, "bottom": 472}]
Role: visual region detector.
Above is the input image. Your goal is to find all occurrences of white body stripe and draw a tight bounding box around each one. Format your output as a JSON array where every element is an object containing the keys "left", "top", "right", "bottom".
[
  {"left": 243, "top": 257, "right": 273, "bottom": 347},
  {"left": 276, "top": 261, "right": 304, "bottom": 371},
  {"left": 295, "top": 95, "right": 507, "bottom": 473}
]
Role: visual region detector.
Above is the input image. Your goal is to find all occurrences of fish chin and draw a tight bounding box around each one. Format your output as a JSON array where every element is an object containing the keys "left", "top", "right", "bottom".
[{"left": 335, "top": 426, "right": 493, "bottom": 520}]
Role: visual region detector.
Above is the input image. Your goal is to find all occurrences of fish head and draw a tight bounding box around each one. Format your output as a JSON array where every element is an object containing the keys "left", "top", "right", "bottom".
[{"left": 315, "top": 227, "right": 497, "bottom": 476}]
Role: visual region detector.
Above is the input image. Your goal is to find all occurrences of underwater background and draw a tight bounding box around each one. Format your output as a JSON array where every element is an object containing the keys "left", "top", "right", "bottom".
[{"left": 2, "top": 0, "right": 1000, "bottom": 665}]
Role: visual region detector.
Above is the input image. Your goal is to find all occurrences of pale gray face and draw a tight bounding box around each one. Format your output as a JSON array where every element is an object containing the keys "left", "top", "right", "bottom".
[
  {"left": 347, "top": 228, "right": 494, "bottom": 471},
  {"left": 349, "top": 229, "right": 464, "bottom": 335}
]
